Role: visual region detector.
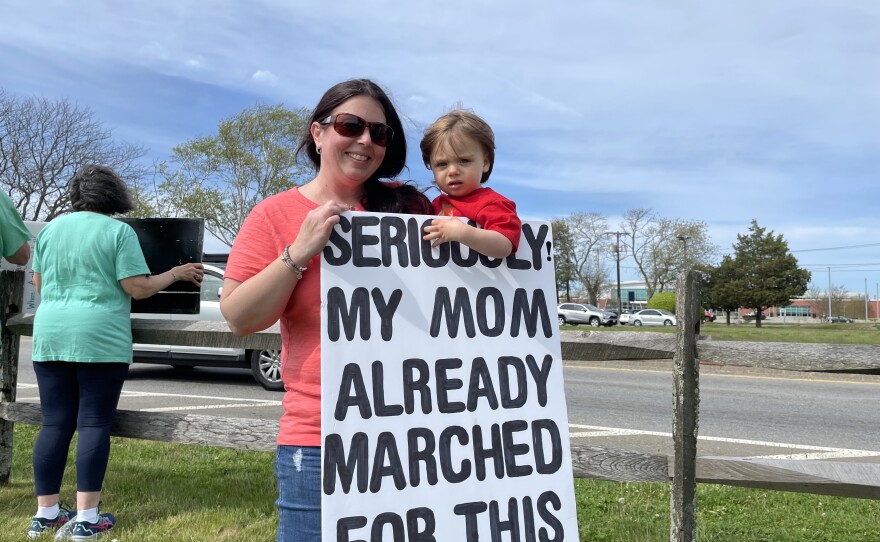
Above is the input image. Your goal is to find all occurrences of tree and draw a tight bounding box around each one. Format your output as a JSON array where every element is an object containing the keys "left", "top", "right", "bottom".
[
  {"left": 811, "top": 284, "right": 855, "bottom": 320},
  {"left": 842, "top": 292, "right": 866, "bottom": 320},
  {"left": 0, "top": 90, "right": 148, "bottom": 220},
  {"left": 830, "top": 284, "right": 850, "bottom": 318},
  {"left": 727, "top": 220, "right": 811, "bottom": 328},
  {"left": 647, "top": 292, "right": 676, "bottom": 313},
  {"left": 136, "top": 103, "right": 312, "bottom": 246},
  {"left": 551, "top": 218, "right": 577, "bottom": 302},
  {"left": 804, "top": 284, "right": 824, "bottom": 319},
  {"left": 554, "top": 212, "right": 611, "bottom": 305},
  {"left": 620, "top": 208, "right": 716, "bottom": 299},
  {"left": 700, "top": 257, "right": 742, "bottom": 325}
]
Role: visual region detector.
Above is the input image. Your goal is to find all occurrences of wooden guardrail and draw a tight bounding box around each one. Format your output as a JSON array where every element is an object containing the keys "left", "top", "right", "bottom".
[
  {"left": 561, "top": 330, "right": 880, "bottom": 373},
  {"left": 3, "top": 270, "right": 879, "bottom": 541}
]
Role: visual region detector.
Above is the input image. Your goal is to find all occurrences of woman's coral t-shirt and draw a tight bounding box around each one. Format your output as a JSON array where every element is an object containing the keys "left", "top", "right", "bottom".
[{"left": 225, "top": 187, "right": 362, "bottom": 446}]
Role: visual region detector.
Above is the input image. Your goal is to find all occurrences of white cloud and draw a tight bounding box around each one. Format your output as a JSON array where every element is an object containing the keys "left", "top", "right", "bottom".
[
  {"left": 252, "top": 69, "right": 278, "bottom": 85},
  {"left": 0, "top": 0, "right": 877, "bottom": 290}
]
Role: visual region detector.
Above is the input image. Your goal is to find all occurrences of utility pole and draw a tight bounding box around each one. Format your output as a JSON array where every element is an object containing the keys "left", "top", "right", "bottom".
[
  {"left": 827, "top": 267, "right": 832, "bottom": 320},
  {"left": 605, "top": 231, "right": 625, "bottom": 314},
  {"left": 676, "top": 235, "right": 691, "bottom": 267}
]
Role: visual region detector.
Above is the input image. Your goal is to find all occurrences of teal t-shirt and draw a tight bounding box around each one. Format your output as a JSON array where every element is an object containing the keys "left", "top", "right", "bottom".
[
  {"left": 1, "top": 190, "right": 31, "bottom": 260},
  {"left": 32, "top": 212, "right": 150, "bottom": 363}
]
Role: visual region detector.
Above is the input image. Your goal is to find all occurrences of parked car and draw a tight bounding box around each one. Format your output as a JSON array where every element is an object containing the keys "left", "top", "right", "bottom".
[
  {"left": 617, "top": 309, "right": 636, "bottom": 325},
  {"left": 630, "top": 309, "right": 677, "bottom": 327},
  {"left": 827, "top": 315, "right": 854, "bottom": 323},
  {"left": 557, "top": 303, "right": 618, "bottom": 327},
  {"left": 132, "top": 263, "right": 283, "bottom": 391},
  {"left": 703, "top": 310, "right": 716, "bottom": 322},
  {"left": 742, "top": 312, "right": 767, "bottom": 321}
]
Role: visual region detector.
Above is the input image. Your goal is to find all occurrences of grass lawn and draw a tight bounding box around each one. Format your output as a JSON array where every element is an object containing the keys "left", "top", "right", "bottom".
[
  {"left": 2, "top": 425, "right": 878, "bottom": 541},
  {"left": 564, "top": 321, "right": 880, "bottom": 345},
  {"left": 2, "top": 425, "right": 276, "bottom": 542}
]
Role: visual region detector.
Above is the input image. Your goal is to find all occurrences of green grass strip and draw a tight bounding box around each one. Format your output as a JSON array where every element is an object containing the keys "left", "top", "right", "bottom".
[
  {"left": 3, "top": 425, "right": 878, "bottom": 540},
  {"left": 565, "top": 322, "right": 880, "bottom": 345}
]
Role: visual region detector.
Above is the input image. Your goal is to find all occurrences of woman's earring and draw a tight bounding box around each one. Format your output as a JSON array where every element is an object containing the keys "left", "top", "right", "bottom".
[{"left": 316, "top": 145, "right": 321, "bottom": 155}]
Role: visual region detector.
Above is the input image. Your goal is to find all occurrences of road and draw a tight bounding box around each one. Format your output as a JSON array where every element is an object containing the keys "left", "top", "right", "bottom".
[
  {"left": 12, "top": 338, "right": 880, "bottom": 463},
  {"left": 564, "top": 359, "right": 880, "bottom": 463},
  {"left": 14, "top": 338, "right": 282, "bottom": 420}
]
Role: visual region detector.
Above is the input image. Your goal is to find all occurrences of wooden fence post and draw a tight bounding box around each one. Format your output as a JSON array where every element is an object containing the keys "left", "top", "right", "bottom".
[
  {"left": 0, "top": 270, "right": 25, "bottom": 485},
  {"left": 670, "top": 270, "right": 701, "bottom": 541}
]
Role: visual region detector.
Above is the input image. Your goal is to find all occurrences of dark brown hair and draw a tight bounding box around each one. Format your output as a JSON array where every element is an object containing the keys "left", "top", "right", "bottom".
[
  {"left": 296, "top": 79, "right": 430, "bottom": 213},
  {"left": 69, "top": 164, "right": 134, "bottom": 214}
]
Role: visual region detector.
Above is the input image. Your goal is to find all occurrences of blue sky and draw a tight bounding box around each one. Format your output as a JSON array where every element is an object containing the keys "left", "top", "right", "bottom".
[{"left": 2, "top": 1, "right": 878, "bottom": 293}]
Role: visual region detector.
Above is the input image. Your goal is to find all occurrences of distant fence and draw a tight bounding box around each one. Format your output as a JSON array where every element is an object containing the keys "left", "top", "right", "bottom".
[{"left": 2, "top": 270, "right": 879, "bottom": 541}]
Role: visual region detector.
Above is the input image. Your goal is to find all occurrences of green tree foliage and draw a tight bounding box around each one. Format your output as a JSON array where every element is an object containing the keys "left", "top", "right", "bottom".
[
  {"left": 647, "top": 292, "right": 676, "bottom": 313},
  {"left": 700, "top": 257, "right": 741, "bottom": 325},
  {"left": 551, "top": 218, "right": 577, "bottom": 301},
  {"left": 726, "top": 220, "right": 811, "bottom": 327},
  {"left": 134, "top": 103, "right": 311, "bottom": 246}
]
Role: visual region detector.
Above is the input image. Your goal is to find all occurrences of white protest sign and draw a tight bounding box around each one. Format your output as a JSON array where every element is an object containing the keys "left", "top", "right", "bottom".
[{"left": 321, "top": 212, "right": 578, "bottom": 541}]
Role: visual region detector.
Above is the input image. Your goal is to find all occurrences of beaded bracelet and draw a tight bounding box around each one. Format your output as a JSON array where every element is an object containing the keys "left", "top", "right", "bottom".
[{"left": 281, "top": 245, "right": 308, "bottom": 280}]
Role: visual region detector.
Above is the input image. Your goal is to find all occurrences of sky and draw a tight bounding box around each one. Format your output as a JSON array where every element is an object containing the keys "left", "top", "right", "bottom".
[{"left": 1, "top": 1, "right": 878, "bottom": 294}]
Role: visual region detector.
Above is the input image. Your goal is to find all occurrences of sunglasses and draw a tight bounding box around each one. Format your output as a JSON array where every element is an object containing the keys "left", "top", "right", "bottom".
[{"left": 319, "top": 113, "right": 394, "bottom": 148}]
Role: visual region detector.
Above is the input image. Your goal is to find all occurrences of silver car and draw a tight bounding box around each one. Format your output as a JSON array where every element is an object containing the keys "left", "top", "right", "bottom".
[
  {"left": 132, "top": 263, "right": 283, "bottom": 390},
  {"left": 617, "top": 309, "right": 636, "bottom": 325},
  {"left": 557, "top": 303, "right": 618, "bottom": 327},
  {"left": 630, "top": 309, "right": 677, "bottom": 327}
]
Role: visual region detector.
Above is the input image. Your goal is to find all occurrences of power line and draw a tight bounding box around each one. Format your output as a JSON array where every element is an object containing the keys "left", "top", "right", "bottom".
[
  {"left": 804, "top": 265, "right": 880, "bottom": 273},
  {"left": 791, "top": 242, "right": 880, "bottom": 253},
  {"left": 722, "top": 242, "right": 880, "bottom": 258},
  {"left": 801, "top": 263, "right": 880, "bottom": 268}
]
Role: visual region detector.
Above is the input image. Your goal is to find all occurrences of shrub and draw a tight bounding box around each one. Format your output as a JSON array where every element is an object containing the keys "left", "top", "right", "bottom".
[{"left": 647, "top": 292, "right": 676, "bottom": 313}]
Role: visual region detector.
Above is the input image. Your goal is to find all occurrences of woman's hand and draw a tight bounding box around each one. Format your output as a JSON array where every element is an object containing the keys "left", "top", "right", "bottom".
[
  {"left": 220, "top": 200, "right": 351, "bottom": 336},
  {"left": 285, "top": 200, "right": 350, "bottom": 265},
  {"left": 121, "top": 262, "right": 205, "bottom": 300},
  {"left": 171, "top": 262, "right": 205, "bottom": 286}
]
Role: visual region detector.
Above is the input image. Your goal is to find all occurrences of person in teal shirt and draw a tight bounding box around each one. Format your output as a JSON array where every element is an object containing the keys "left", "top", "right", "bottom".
[
  {"left": 0, "top": 189, "right": 31, "bottom": 265},
  {"left": 27, "top": 165, "right": 204, "bottom": 540}
]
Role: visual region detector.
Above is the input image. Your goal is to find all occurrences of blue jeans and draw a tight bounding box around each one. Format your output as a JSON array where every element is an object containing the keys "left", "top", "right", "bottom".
[{"left": 275, "top": 445, "right": 321, "bottom": 541}]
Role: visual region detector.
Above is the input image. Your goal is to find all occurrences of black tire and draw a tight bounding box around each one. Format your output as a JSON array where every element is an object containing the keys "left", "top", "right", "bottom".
[
  {"left": 663, "top": 319, "right": 673, "bottom": 326},
  {"left": 633, "top": 320, "right": 642, "bottom": 326},
  {"left": 558, "top": 315, "right": 566, "bottom": 326},
  {"left": 589, "top": 317, "right": 600, "bottom": 327},
  {"left": 249, "top": 349, "right": 284, "bottom": 391}
]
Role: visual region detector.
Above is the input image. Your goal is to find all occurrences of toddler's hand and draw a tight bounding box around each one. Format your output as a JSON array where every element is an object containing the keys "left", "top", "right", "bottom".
[{"left": 422, "top": 218, "right": 468, "bottom": 248}]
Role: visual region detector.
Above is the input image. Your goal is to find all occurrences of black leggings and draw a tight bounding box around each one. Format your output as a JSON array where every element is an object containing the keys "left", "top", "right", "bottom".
[{"left": 32, "top": 361, "right": 128, "bottom": 495}]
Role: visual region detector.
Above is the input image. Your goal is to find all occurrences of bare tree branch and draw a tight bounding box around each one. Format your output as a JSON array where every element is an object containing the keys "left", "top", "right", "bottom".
[
  {"left": 557, "top": 212, "right": 610, "bottom": 305},
  {"left": 0, "top": 91, "right": 148, "bottom": 220}
]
